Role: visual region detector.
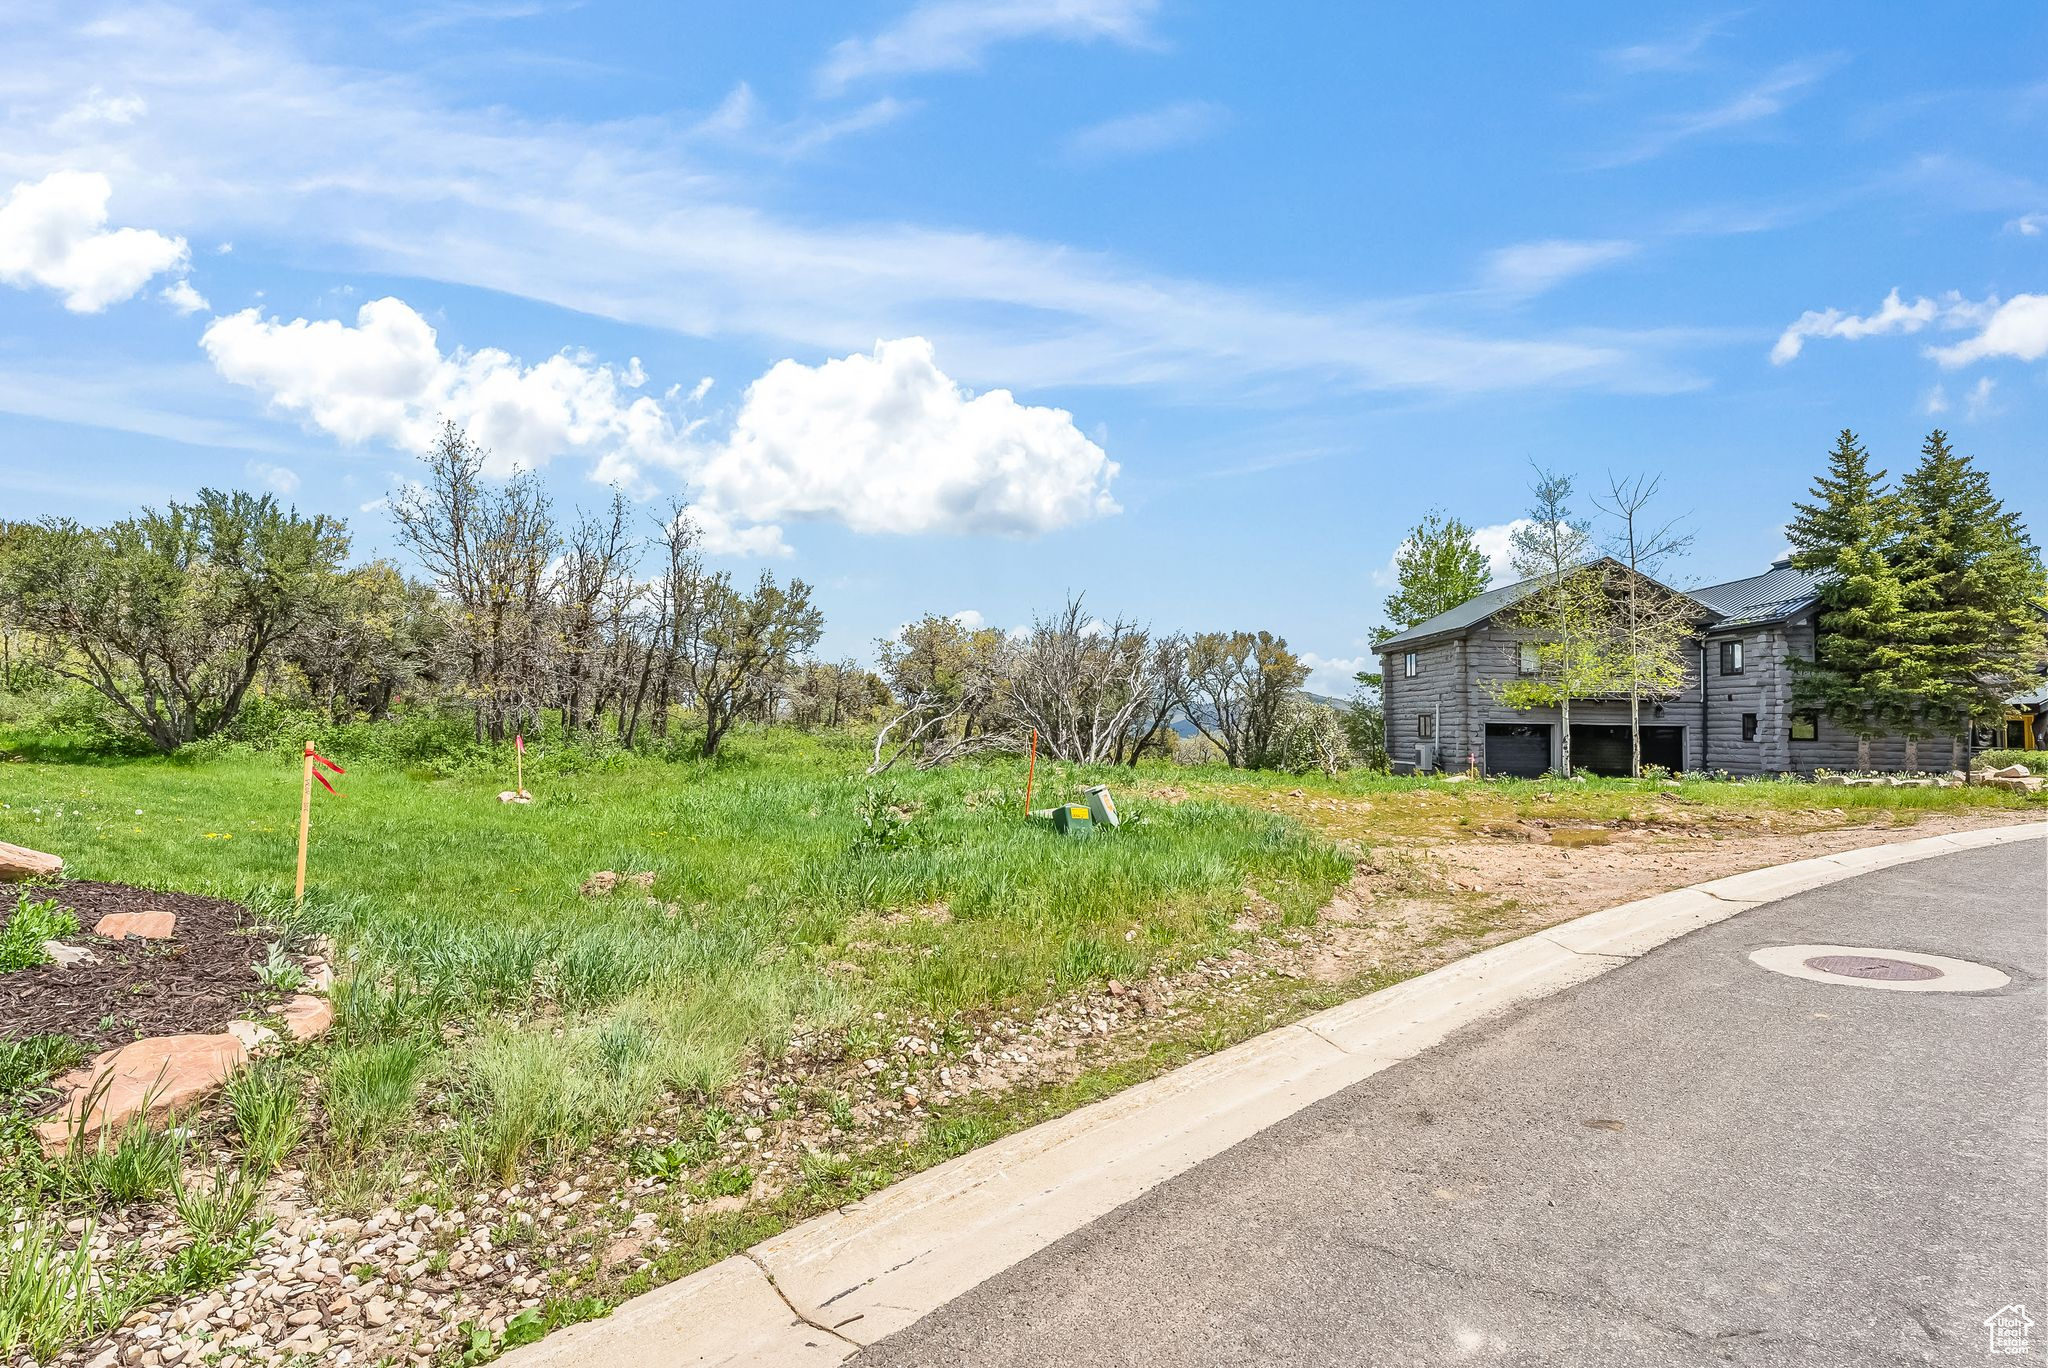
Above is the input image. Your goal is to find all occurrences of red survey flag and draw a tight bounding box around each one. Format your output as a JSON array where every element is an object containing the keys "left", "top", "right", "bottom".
[
  {"left": 515, "top": 733, "right": 525, "bottom": 753},
  {"left": 306, "top": 743, "right": 346, "bottom": 796}
]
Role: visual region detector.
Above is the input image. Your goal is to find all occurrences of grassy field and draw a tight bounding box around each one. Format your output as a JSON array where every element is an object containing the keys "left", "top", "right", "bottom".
[
  {"left": 1, "top": 728, "right": 1356, "bottom": 1188},
  {"left": 2, "top": 721, "right": 2037, "bottom": 1362}
]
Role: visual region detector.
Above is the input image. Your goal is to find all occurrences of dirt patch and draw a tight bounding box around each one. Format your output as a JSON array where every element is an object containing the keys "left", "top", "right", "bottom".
[{"left": 0, "top": 880, "right": 288, "bottom": 1058}]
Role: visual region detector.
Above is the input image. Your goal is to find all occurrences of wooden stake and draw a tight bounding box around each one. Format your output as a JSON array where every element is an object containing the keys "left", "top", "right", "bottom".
[
  {"left": 1023, "top": 728, "right": 1038, "bottom": 816},
  {"left": 294, "top": 740, "right": 314, "bottom": 902}
]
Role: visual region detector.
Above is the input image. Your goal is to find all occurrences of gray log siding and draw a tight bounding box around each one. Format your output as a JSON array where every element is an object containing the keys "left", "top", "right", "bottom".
[{"left": 1381, "top": 614, "right": 1961, "bottom": 777}]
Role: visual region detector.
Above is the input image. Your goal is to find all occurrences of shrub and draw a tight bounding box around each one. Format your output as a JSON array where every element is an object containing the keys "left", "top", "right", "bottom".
[
  {"left": 1270, "top": 696, "right": 1353, "bottom": 776},
  {"left": 1975, "top": 748, "right": 2045, "bottom": 775}
]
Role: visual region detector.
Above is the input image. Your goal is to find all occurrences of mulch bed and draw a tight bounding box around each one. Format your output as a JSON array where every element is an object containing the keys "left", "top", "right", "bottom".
[{"left": 0, "top": 880, "right": 289, "bottom": 1060}]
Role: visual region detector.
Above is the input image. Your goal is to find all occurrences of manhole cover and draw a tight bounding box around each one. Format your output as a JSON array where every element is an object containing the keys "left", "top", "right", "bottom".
[
  {"left": 1802, "top": 954, "right": 1943, "bottom": 982},
  {"left": 1749, "top": 944, "right": 2011, "bottom": 993}
]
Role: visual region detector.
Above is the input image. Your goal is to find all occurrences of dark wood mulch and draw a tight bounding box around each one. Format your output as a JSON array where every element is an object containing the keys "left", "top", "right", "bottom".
[{"left": 0, "top": 880, "right": 290, "bottom": 1058}]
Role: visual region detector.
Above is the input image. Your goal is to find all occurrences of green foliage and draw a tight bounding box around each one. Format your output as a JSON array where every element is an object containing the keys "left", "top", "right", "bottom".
[
  {"left": 323, "top": 1039, "right": 431, "bottom": 1157},
  {"left": 0, "top": 490, "right": 350, "bottom": 751},
  {"left": 226, "top": 1059, "right": 306, "bottom": 1173},
  {"left": 0, "top": 1034, "right": 86, "bottom": 1110},
  {"left": 1183, "top": 630, "right": 1309, "bottom": 768},
  {"left": 1269, "top": 695, "right": 1354, "bottom": 776},
  {"left": 253, "top": 940, "right": 308, "bottom": 992},
  {"left": 0, "top": 894, "right": 79, "bottom": 973},
  {"left": 1379, "top": 511, "right": 1492, "bottom": 637},
  {"left": 1343, "top": 670, "right": 1387, "bottom": 770},
  {"left": 67, "top": 1114, "right": 186, "bottom": 1206},
  {"left": 1494, "top": 468, "right": 1616, "bottom": 776},
  {"left": 1975, "top": 749, "right": 2045, "bottom": 775},
  {"left": 173, "top": 1164, "right": 265, "bottom": 1241},
  {"left": 854, "top": 786, "right": 920, "bottom": 851}
]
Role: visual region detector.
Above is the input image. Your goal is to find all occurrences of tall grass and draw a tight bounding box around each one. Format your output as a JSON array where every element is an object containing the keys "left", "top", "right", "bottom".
[
  {"left": 226, "top": 1060, "right": 305, "bottom": 1172},
  {"left": 323, "top": 1040, "right": 430, "bottom": 1157}
]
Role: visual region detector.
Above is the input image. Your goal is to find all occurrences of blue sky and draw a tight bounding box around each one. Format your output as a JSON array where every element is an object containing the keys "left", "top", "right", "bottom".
[{"left": 1, "top": 1, "right": 2043, "bottom": 693}]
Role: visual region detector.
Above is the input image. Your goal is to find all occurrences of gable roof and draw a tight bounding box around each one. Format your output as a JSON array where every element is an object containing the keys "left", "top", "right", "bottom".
[
  {"left": 1687, "top": 562, "right": 1822, "bottom": 630},
  {"left": 1375, "top": 556, "right": 1823, "bottom": 653}
]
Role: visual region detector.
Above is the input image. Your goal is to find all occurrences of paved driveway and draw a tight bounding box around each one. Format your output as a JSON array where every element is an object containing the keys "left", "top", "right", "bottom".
[{"left": 855, "top": 840, "right": 2048, "bottom": 1367}]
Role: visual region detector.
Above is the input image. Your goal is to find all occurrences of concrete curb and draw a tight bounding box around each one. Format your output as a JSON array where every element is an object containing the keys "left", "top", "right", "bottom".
[{"left": 500, "top": 820, "right": 2045, "bottom": 1366}]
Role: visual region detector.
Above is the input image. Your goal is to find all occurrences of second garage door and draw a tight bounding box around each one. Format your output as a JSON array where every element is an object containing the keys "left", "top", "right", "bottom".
[
  {"left": 1570, "top": 724, "right": 1685, "bottom": 776},
  {"left": 1484, "top": 723, "right": 1552, "bottom": 777}
]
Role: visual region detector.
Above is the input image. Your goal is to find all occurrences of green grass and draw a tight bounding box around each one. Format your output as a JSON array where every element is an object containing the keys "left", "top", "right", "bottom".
[
  {"left": 3, "top": 721, "right": 2029, "bottom": 1209},
  {"left": 0, "top": 726, "right": 1356, "bottom": 1190},
  {"left": 0, "top": 894, "right": 79, "bottom": 973}
]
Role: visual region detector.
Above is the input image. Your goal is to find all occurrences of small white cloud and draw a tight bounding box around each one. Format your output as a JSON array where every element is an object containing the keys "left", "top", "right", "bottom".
[
  {"left": 359, "top": 497, "right": 389, "bottom": 513},
  {"left": 1927, "top": 294, "right": 2048, "bottom": 368},
  {"left": 950, "top": 609, "right": 986, "bottom": 629},
  {"left": 1299, "top": 652, "right": 1369, "bottom": 697},
  {"left": 1471, "top": 520, "right": 1532, "bottom": 584},
  {"left": 818, "top": 0, "right": 1159, "bottom": 91},
  {"left": 1061, "top": 100, "right": 1225, "bottom": 164},
  {"left": 1482, "top": 239, "right": 1637, "bottom": 296},
  {"left": 687, "top": 502, "right": 793, "bottom": 559},
  {"left": 51, "top": 90, "right": 147, "bottom": 131},
  {"left": 0, "top": 170, "right": 189, "bottom": 312},
  {"left": 688, "top": 376, "right": 714, "bottom": 403},
  {"left": 1923, "top": 383, "right": 1949, "bottom": 415},
  {"left": 160, "top": 279, "right": 208, "bottom": 314},
  {"left": 2006, "top": 213, "right": 2045, "bottom": 237},
  {"left": 215, "top": 242, "right": 234, "bottom": 255},
  {"left": 1602, "top": 57, "right": 1839, "bottom": 167},
  {"left": 1964, "top": 375, "right": 1998, "bottom": 419},
  {"left": 1770, "top": 287, "right": 1979, "bottom": 364},
  {"left": 244, "top": 459, "right": 300, "bottom": 495},
  {"left": 201, "top": 295, "right": 690, "bottom": 480},
  {"left": 1603, "top": 16, "right": 1732, "bottom": 74},
  {"left": 693, "top": 336, "right": 1119, "bottom": 542}
]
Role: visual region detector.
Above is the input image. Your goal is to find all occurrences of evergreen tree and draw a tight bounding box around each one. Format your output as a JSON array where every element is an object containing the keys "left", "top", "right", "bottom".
[
  {"left": 1891, "top": 430, "right": 2048, "bottom": 768},
  {"left": 1786, "top": 430, "right": 1908, "bottom": 770},
  {"left": 1378, "top": 512, "right": 1491, "bottom": 641}
]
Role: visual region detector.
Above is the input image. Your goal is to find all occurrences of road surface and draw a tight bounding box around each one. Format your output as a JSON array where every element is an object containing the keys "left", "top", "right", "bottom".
[{"left": 854, "top": 839, "right": 2048, "bottom": 1367}]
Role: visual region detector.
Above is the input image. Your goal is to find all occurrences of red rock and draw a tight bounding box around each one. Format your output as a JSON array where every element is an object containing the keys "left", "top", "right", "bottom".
[
  {"left": 93, "top": 910, "right": 177, "bottom": 940},
  {"left": 35, "top": 1033, "right": 248, "bottom": 1156},
  {"left": 0, "top": 839, "right": 62, "bottom": 882},
  {"left": 276, "top": 993, "right": 334, "bottom": 1041}
]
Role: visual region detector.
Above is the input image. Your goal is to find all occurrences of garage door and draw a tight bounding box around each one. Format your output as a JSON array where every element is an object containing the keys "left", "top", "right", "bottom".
[
  {"left": 1570, "top": 724, "right": 1685, "bottom": 777},
  {"left": 1484, "top": 723, "right": 1551, "bottom": 778}
]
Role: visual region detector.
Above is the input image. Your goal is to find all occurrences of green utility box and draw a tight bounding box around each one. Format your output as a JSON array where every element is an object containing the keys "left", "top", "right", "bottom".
[{"left": 1031, "top": 803, "right": 1095, "bottom": 837}]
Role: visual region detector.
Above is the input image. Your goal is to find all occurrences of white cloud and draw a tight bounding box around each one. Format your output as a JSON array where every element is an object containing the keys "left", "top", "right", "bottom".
[
  {"left": 685, "top": 502, "right": 794, "bottom": 559},
  {"left": 1964, "top": 375, "right": 1999, "bottom": 419},
  {"left": 686, "top": 377, "right": 714, "bottom": 403},
  {"left": 160, "top": 278, "right": 208, "bottom": 314},
  {"left": 0, "top": 4, "right": 1694, "bottom": 401},
  {"left": 818, "top": 0, "right": 1159, "bottom": 91},
  {"left": 1602, "top": 16, "right": 1733, "bottom": 74},
  {"left": 1299, "top": 652, "right": 1368, "bottom": 697},
  {"left": 1769, "top": 287, "right": 2004, "bottom": 365},
  {"left": 243, "top": 459, "right": 300, "bottom": 494},
  {"left": 0, "top": 170, "right": 189, "bottom": 312},
  {"left": 693, "top": 337, "right": 1120, "bottom": 541},
  {"left": 1062, "top": 101, "right": 1225, "bottom": 164},
  {"left": 950, "top": 609, "right": 986, "bottom": 629},
  {"left": 2007, "top": 213, "right": 2045, "bottom": 237},
  {"left": 1471, "top": 520, "right": 1532, "bottom": 584},
  {"left": 50, "top": 90, "right": 147, "bottom": 132},
  {"left": 1927, "top": 294, "right": 2048, "bottom": 368},
  {"left": 200, "top": 296, "right": 688, "bottom": 481},
  {"left": 1601, "top": 57, "right": 1840, "bottom": 167},
  {"left": 1482, "top": 239, "right": 1637, "bottom": 296},
  {"left": 1923, "top": 382, "right": 1949, "bottom": 415}
]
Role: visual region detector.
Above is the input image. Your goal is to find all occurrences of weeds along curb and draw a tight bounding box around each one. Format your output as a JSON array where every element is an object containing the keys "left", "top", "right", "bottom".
[{"left": 499, "top": 820, "right": 2047, "bottom": 1367}]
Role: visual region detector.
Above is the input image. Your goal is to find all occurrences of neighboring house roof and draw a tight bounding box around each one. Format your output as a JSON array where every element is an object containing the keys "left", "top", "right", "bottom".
[{"left": 1375, "top": 556, "right": 1823, "bottom": 654}]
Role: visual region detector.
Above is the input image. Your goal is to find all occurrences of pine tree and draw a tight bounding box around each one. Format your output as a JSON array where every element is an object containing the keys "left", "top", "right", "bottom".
[
  {"left": 1891, "top": 430, "right": 2048, "bottom": 768},
  {"left": 1378, "top": 512, "right": 1491, "bottom": 639},
  {"left": 1786, "top": 429, "right": 1907, "bottom": 770}
]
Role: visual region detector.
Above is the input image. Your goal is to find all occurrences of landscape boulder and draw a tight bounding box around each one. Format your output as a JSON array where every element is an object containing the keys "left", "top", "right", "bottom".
[
  {"left": 276, "top": 993, "right": 334, "bottom": 1041},
  {"left": 0, "top": 839, "right": 62, "bottom": 882},
  {"left": 35, "top": 1032, "right": 248, "bottom": 1156},
  {"left": 1989, "top": 763, "right": 2031, "bottom": 780},
  {"left": 93, "top": 910, "right": 177, "bottom": 940}
]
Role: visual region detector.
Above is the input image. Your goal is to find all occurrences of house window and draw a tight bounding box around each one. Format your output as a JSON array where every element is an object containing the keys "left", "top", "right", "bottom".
[
  {"left": 1518, "top": 642, "right": 1538, "bottom": 675},
  {"left": 1790, "top": 711, "right": 1818, "bottom": 742},
  {"left": 1719, "top": 640, "right": 1743, "bottom": 675},
  {"left": 1403, "top": 651, "right": 1418, "bottom": 678},
  {"left": 1741, "top": 713, "right": 1757, "bottom": 742},
  {"left": 1416, "top": 712, "right": 1435, "bottom": 739}
]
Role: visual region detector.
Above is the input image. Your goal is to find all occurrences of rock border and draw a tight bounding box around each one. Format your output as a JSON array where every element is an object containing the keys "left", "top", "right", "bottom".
[{"left": 496, "top": 820, "right": 2047, "bottom": 1367}]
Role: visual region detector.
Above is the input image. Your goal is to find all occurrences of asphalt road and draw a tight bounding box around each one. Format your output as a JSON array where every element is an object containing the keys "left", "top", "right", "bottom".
[{"left": 854, "top": 839, "right": 2048, "bottom": 1367}]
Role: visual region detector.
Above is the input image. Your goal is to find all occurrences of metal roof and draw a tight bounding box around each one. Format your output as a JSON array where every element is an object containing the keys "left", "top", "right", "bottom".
[
  {"left": 1374, "top": 558, "right": 1823, "bottom": 654},
  {"left": 1686, "top": 563, "right": 1822, "bottom": 629}
]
